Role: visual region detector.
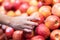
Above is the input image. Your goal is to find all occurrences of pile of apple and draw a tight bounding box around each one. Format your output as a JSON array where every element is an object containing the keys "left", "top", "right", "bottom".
[{"left": 0, "top": 0, "right": 60, "bottom": 40}]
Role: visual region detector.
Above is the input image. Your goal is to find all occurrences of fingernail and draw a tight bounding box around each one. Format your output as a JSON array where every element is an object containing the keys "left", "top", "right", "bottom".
[{"left": 23, "top": 29, "right": 32, "bottom": 32}]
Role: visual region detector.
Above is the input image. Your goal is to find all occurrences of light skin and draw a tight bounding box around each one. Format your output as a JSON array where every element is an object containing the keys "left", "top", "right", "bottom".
[{"left": 0, "top": 13, "right": 39, "bottom": 32}]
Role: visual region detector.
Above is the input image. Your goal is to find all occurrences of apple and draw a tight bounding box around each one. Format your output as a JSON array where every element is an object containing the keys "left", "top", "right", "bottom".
[
  {"left": 5, "top": 27, "right": 14, "bottom": 38},
  {"left": 39, "top": 6, "right": 51, "bottom": 18},
  {"left": 20, "top": 0, "right": 30, "bottom": 3},
  {"left": 43, "top": 0, "right": 52, "bottom": 5},
  {"left": 50, "top": 29, "right": 60, "bottom": 40},
  {"left": 29, "top": 0, "right": 38, "bottom": 6},
  {"left": 0, "top": 6, "right": 6, "bottom": 15},
  {"left": 26, "top": 39, "right": 30, "bottom": 40},
  {"left": 27, "top": 6, "right": 38, "bottom": 15},
  {"left": 31, "top": 35, "right": 45, "bottom": 40},
  {"left": 7, "top": 10, "right": 16, "bottom": 17},
  {"left": 0, "top": 29, "right": 6, "bottom": 40},
  {"left": 15, "top": 10, "right": 21, "bottom": 16},
  {"left": 0, "top": 29, "right": 3, "bottom": 36},
  {"left": 1, "top": 25, "right": 8, "bottom": 30},
  {"left": 37, "top": 1, "right": 43, "bottom": 8},
  {"left": 2, "top": 1, "right": 12, "bottom": 11},
  {"left": 35, "top": 24, "right": 50, "bottom": 38},
  {"left": 30, "top": 12, "right": 44, "bottom": 24},
  {"left": 12, "top": 0, "right": 21, "bottom": 10},
  {"left": 19, "top": 3, "right": 29, "bottom": 13},
  {"left": 24, "top": 31, "right": 34, "bottom": 39},
  {"left": 0, "top": 0, "right": 3, "bottom": 5},
  {"left": 13, "top": 30, "right": 23, "bottom": 40},
  {"left": 53, "top": 0, "right": 60, "bottom": 4},
  {"left": 45, "top": 15, "right": 60, "bottom": 30},
  {"left": 52, "top": 3, "right": 60, "bottom": 17}
]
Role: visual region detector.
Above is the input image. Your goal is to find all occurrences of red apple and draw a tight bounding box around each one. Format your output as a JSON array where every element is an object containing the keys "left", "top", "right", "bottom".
[
  {"left": 30, "top": 12, "right": 44, "bottom": 24},
  {"left": 26, "top": 39, "right": 30, "bottom": 40},
  {"left": 5, "top": 27, "right": 14, "bottom": 38},
  {"left": 31, "top": 35, "right": 45, "bottom": 40},
  {"left": 13, "top": 30, "right": 23, "bottom": 40},
  {"left": 12, "top": 0, "right": 21, "bottom": 10},
  {"left": 0, "top": 29, "right": 3, "bottom": 35},
  {"left": 2, "top": 1, "right": 12, "bottom": 10},
  {"left": 0, "top": 0, "right": 3, "bottom": 5},
  {"left": 53, "top": 0, "right": 60, "bottom": 4},
  {"left": 52, "top": 3, "right": 60, "bottom": 17},
  {"left": 50, "top": 29, "right": 60, "bottom": 40},
  {"left": 0, "top": 29, "right": 5, "bottom": 40},
  {"left": 35, "top": 24, "right": 50, "bottom": 38},
  {"left": 39, "top": 6, "right": 51, "bottom": 18},
  {"left": 19, "top": 3, "right": 29, "bottom": 13},
  {"left": 24, "top": 31, "right": 34, "bottom": 39},
  {"left": 45, "top": 15, "right": 60, "bottom": 30},
  {"left": 43, "top": 0, "right": 52, "bottom": 5},
  {"left": 37, "top": 1, "right": 43, "bottom": 8},
  {"left": 21, "top": 0, "right": 30, "bottom": 3}
]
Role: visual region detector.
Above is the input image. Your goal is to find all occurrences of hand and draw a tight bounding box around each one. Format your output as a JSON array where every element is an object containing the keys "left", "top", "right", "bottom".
[
  {"left": 0, "top": 13, "right": 39, "bottom": 32},
  {"left": 10, "top": 16, "right": 39, "bottom": 32}
]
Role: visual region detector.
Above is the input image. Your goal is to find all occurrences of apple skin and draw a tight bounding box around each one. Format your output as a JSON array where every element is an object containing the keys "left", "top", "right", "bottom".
[
  {"left": 19, "top": 3, "right": 29, "bottom": 13},
  {"left": 0, "top": 0, "right": 3, "bottom": 5},
  {"left": 31, "top": 35, "right": 45, "bottom": 40},
  {"left": 52, "top": 3, "right": 60, "bottom": 17},
  {"left": 50, "top": 29, "right": 60, "bottom": 40},
  {"left": 30, "top": 12, "right": 44, "bottom": 24},
  {"left": 27, "top": 6, "right": 38, "bottom": 15},
  {"left": 5, "top": 27, "right": 14, "bottom": 38},
  {"left": 37, "top": 1, "right": 43, "bottom": 8},
  {"left": 43, "top": 0, "right": 52, "bottom": 5},
  {"left": 0, "top": 6, "right": 6, "bottom": 15},
  {"left": 15, "top": 10, "right": 21, "bottom": 16},
  {"left": 7, "top": 10, "right": 16, "bottom": 17},
  {"left": 24, "top": 31, "right": 34, "bottom": 39},
  {"left": 39, "top": 6, "right": 51, "bottom": 18},
  {"left": 0, "top": 29, "right": 3, "bottom": 35},
  {"left": 29, "top": 0, "right": 38, "bottom": 6},
  {"left": 35, "top": 24, "right": 50, "bottom": 38},
  {"left": 2, "top": 1, "right": 12, "bottom": 11},
  {"left": 53, "top": 0, "right": 60, "bottom": 4},
  {"left": 13, "top": 30, "right": 23, "bottom": 40},
  {"left": 26, "top": 39, "right": 30, "bottom": 40},
  {"left": 12, "top": 0, "right": 21, "bottom": 10},
  {"left": 45, "top": 15, "right": 60, "bottom": 30}
]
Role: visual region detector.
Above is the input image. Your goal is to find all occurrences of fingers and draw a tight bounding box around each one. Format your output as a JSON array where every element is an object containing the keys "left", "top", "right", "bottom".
[
  {"left": 12, "top": 25, "right": 33, "bottom": 32},
  {"left": 25, "top": 21, "right": 38, "bottom": 26},
  {"left": 19, "top": 25, "right": 33, "bottom": 29},
  {"left": 27, "top": 17, "right": 40, "bottom": 21},
  {"left": 23, "top": 29, "right": 32, "bottom": 32}
]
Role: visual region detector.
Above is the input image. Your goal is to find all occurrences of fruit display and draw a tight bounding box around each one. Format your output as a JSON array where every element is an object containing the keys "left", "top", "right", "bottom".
[{"left": 0, "top": 0, "right": 60, "bottom": 40}]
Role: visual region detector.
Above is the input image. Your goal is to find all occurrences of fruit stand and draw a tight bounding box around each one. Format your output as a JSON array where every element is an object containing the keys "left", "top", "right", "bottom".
[{"left": 0, "top": 0, "right": 60, "bottom": 40}]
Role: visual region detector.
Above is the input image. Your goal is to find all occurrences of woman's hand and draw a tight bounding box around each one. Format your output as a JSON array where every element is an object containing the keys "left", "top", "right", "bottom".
[
  {"left": 10, "top": 16, "right": 39, "bottom": 32},
  {"left": 0, "top": 13, "right": 39, "bottom": 32}
]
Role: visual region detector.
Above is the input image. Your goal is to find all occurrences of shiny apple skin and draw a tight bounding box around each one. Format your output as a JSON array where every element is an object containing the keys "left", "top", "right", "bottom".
[
  {"left": 35, "top": 24, "right": 50, "bottom": 38},
  {"left": 50, "top": 29, "right": 60, "bottom": 40},
  {"left": 45, "top": 15, "right": 60, "bottom": 30}
]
